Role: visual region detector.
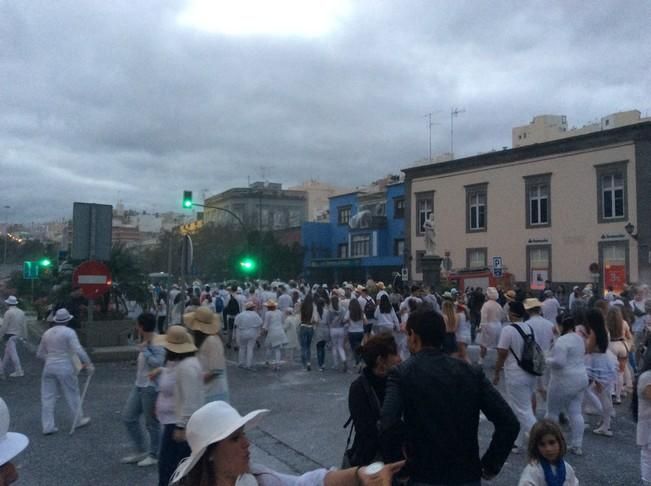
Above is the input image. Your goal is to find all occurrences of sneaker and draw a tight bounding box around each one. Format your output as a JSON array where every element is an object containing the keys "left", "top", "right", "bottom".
[
  {"left": 306, "top": 364, "right": 311, "bottom": 371},
  {"left": 9, "top": 371, "right": 24, "bottom": 378},
  {"left": 137, "top": 456, "right": 158, "bottom": 467},
  {"left": 76, "top": 417, "right": 91, "bottom": 429},
  {"left": 613, "top": 397, "right": 622, "bottom": 405},
  {"left": 319, "top": 367, "right": 325, "bottom": 372},
  {"left": 570, "top": 447, "right": 583, "bottom": 456},
  {"left": 511, "top": 446, "right": 522, "bottom": 454},
  {"left": 592, "top": 427, "right": 613, "bottom": 437},
  {"left": 121, "top": 452, "right": 149, "bottom": 464},
  {"left": 43, "top": 428, "right": 59, "bottom": 435}
]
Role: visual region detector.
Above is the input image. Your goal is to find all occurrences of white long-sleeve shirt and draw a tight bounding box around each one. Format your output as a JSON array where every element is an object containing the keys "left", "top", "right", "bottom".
[
  {"left": 1, "top": 307, "right": 26, "bottom": 338},
  {"left": 374, "top": 307, "right": 399, "bottom": 331},
  {"left": 175, "top": 357, "right": 204, "bottom": 428},
  {"left": 37, "top": 325, "right": 91, "bottom": 367}
]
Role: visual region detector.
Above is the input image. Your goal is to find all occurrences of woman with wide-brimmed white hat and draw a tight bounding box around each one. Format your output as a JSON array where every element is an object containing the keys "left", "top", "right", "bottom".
[
  {"left": 155, "top": 325, "right": 205, "bottom": 486},
  {"left": 184, "top": 307, "right": 230, "bottom": 403},
  {"left": 36, "top": 308, "right": 94, "bottom": 435},
  {"left": 0, "top": 397, "right": 29, "bottom": 484},
  {"left": 171, "top": 401, "right": 404, "bottom": 486}
]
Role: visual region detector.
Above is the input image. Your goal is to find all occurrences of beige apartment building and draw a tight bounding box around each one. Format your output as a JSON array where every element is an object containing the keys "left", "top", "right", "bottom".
[{"left": 404, "top": 121, "right": 651, "bottom": 293}]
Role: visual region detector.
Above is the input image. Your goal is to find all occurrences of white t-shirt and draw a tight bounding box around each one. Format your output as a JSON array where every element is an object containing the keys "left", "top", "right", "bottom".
[
  {"left": 637, "top": 370, "right": 651, "bottom": 446},
  {"left": 526, "top": 315, "right": 555, "bottom": 353},
  {"left": 497, "top": 321, "right": 535, "bottom": 373},
  {"left": 518, "top": 461, "right": 578, "bottom": 486}
]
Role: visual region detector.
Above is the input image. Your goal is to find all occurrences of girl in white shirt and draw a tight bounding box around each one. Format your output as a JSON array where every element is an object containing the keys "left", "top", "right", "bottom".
[{"left": 518, "top": 419, "right": 579, "bottom": 486}]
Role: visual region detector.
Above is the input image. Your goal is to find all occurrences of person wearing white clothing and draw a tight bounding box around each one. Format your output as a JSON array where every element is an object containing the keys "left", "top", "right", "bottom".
[
  {"left": 545, "top": 315, "right": 588, "bottom": 455},
  {"left": 524, "top": 299, "right": 556, "bottom": 405},
  {"left": 37, "top": 308, "right": 93, "bottom": 435},
  {"left": 1, "top": 296, "right": 27, "bottom": 378},
  {"left": 478, "top": 287, "right": 503, "bottom": 366},
  {"left": 327, "top": 295, "right": 347, "bottom": 372},
  {"left": 494, "top": 301, "right": 538, "bottom": 453},
  {"left": 636, "top": 347, "right": 651, "bottom": 485},
  {"left": 373, "top": 294, "right": 399, "bottom": 334},
  {"left": 541, "top": 290, "right": 561, "bottom": 324},
  {"left": 261, "top": 300, "right": 288, "bottom": 371},
  {"left": 234, "top": 302, "right": 263, "bottom": 369}
]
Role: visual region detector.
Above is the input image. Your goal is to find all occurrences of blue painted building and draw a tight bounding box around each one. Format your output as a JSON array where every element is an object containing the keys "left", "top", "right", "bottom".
[{"left": 302, "top": 180, "right": 406, "bottom": 283}]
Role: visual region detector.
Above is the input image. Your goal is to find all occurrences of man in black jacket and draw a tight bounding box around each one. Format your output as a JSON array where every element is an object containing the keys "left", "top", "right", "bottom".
[{"left": 380, "top": 309, "right": 519, "bottom": 485}]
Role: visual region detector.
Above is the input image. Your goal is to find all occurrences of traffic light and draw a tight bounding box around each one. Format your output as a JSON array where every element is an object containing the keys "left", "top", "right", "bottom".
[
  {"left": 239, "top": 257, "right": 257, "bottom": 273},
  {"left": 38, "top": 258, "right": 52, "bottom": 268},
  {"left": 182, "top": 191, "right": 193, "bottom": 209}
]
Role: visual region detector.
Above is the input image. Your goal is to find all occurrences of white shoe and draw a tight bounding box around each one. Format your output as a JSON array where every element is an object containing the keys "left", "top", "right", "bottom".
[
  {"left": 76, "top": 417, "right": 91, "bottom": 429},
  {"left": 121, "top": 452, "right": 149, "bottom": 464},
  {"left": 137, "top": 456, "right": 158, "bottom": 467},
  {"left": 592, "top": 427, "right": 613, "bottom": 437},
  {"left": 511, "top": 446, "right": 522, "bottom": 454},
  {"left": 9, "top": 371, "right": 24, "bottom": 378},
  {"left": 570, "top": 447, "right": 583, "bottom": 456},
  {"left": 43, "top": 427, "right": 59, "bottom": 435}
]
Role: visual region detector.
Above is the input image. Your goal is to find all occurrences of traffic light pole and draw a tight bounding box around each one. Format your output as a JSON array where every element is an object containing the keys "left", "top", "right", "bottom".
[{"left": 188, "top": 203, "right": 248, "bottom": 234}]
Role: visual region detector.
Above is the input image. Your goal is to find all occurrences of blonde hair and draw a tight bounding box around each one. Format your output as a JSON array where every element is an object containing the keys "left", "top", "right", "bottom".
[{"left": 441, "top": 300, "right": 457, "bottom": 332}]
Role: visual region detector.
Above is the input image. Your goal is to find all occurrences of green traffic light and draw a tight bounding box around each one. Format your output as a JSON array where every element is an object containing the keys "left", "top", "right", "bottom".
[
  {"left": 39, "top": 258, "right": 52, "bottom": 267},
  {"left": 239, "top": 258, "right": 256, "bottom": 272},
  {"left": 182, "top": 190, "right": 193, "bottom": 209}
]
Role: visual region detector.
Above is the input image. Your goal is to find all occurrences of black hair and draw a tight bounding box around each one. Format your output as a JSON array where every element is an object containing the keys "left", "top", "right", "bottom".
[
  {"left": 379, "top": 294, "right": 392, "bottom": 314},
  {"left": 164, "top": 349, "right": 196, "bottom": 363},
  {"left": 348, "top": 297, "right": 363, "bottom": 322},
  {"left": 316, "top": 298, "right": 326, "bottom": 319},
  {"left": 137, "top": 312, "right": 156, "bottom": 333},
  {"left": 585, "top": 309, "right": 609, "bottom": 353},
  {"left": 406, "top": 309, "right": 445, "bottom": 348},
  {"left": 330, "top": 295, "right": 339, "bottom": 311},
  {"left": 300, "top": 292, "right": 314, "bottom": 323},
  {"left": 509, "top": 301, "right": 527, "bottom": 319},
  {"left": 192, "top": 330, "right": 208, "bottom": 349},
  {"left": 359, "top": 334, "right": 398, "bottom": 369},
  {"left": 555, "top": 313, "right": 576, "bottom": 335}
]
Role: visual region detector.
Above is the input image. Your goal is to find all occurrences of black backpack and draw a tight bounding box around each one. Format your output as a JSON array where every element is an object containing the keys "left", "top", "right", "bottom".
[
  {"left": 342, "top": 375, "right": 381, "bottom": 468},
  {"left": 363, "top": 298, "right": 376, "bottom": 320},
  {"left": 509, "top": 323, "right": 546, "bottom": 376},
  {"left": 224, "top": 296, "right": 240, "bottom": 316}
]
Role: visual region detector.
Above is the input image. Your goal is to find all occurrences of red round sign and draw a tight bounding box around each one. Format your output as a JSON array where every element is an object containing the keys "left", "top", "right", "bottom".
[{"left": 73, "top": 261, "right": 112, "bottom": 300}]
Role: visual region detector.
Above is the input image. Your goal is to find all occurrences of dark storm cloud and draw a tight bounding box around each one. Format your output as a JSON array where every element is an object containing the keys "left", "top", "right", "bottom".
[{"left": 2, "top": 0, "right": 649, "bottom": 222}]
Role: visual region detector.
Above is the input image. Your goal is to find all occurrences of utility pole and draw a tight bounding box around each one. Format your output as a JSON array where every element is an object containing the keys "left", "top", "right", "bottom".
[
  {"left": 424, "top": 111, "right": 439, "bottom": 162},
  {"left": 450, "top": 107, "right": 466, "bottom": 158}
]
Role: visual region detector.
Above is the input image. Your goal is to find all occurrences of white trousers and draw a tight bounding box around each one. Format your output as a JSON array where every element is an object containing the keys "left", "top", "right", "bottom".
[
  {"left": 41, "top": 365, "right": 84, "bottom": 433},
  {"left": 546, "top": 383, "right": 586, "bottom": 448},
  {"left": 505, "top": 372, "right": 537, "bottom": 448},
  {"left": 330, "top": 328, "right": 346, "bottom": 365},
  {"left": 238, "top": 336, "right": 257, "bottom": 368},
  {"left": 2, "top": 336, "right": 22, "bottom": 374},
  {"left": 642, "top": 445, "right": 651, "bottom": 484}
]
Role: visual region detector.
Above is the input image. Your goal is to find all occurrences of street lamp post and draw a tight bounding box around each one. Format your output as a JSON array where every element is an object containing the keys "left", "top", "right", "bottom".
[{"left": 2, "top": 205, "right": 10, "bottom": 266}]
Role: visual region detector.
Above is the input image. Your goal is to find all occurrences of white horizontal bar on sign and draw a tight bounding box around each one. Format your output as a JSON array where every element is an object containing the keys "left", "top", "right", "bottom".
[{"left": 78, "top": 275, "right": 107, "bottom": 284}]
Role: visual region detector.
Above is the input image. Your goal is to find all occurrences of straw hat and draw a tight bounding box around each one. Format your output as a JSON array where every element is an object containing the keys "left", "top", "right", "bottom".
[
  {"left": 505, "top": 290, "right": 516, "bottom": 302},
  {"left": 263, "top": 299, "right": 277, "bottom": 308},
  {"left": 0, "top": 398, "right": 28, "bottom": 466},
  {"left": 171, "top": 401, "right": 268, "bottom": 483},
  {"left": 183, "top": 307, "right": 221, "bottom": 335},
  {"left": 155, "top": 325, "right": 197, "bottom": 354},
  {"left": 245, "top": 301, "right": 256, "bottom": 310},
  {"left": 524, "top": 298, "right": 543, "bottom": 310},
  {"left": 376, "top": 282, "right": 385, "bottom": 290}
]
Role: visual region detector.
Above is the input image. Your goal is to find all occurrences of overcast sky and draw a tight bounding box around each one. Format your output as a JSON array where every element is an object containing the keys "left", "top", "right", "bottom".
[{"left": 2, "top": 0, "right": 650, "bottom": 223}]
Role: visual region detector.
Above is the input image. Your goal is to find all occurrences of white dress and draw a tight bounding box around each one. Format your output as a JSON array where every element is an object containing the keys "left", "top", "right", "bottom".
[{"left": 263, "top": 310, "right": 288, "bottom": 348}]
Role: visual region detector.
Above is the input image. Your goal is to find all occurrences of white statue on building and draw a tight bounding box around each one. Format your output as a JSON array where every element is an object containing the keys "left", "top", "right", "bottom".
[{"left": 423, "top": 214, "right": 436, "bottom": 256}]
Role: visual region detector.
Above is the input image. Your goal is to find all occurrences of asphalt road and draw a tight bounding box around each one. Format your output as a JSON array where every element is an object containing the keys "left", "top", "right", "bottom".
[{"left": 2, "top": 340, "right": 642, "bottom": 485}]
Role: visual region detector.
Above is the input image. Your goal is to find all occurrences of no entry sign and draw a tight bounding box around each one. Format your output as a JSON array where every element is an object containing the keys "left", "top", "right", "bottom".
[{"left": 73, "top": 261, "right": 112, "bottom": 300}]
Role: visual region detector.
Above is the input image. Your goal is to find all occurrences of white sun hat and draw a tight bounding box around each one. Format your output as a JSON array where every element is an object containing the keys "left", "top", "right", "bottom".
[
  {"left": 4, "top": 296, "right": 18, "bottom": 306},
  {"left": 0, "top": 398, "right": 28, "bottom": 466},
  {"left": 170, "top": 401, "right": 268, "bottom": 483},
  {"left": 53, "top": 308, "right": 74, "bottom": 324}
]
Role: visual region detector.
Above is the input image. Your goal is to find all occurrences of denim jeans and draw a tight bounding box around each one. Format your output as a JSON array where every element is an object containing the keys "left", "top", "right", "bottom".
[
  {"left": 299, "top": 326, "right": 314, "bottom": 367},
  {"left": 348, "top": 332, "right": 364, "bottom": 364},
  {"left": 316, "top": 340, "right": 327, "bottom": 368},
  {"left": 158, "top": 423, "right": 191, "bottom": 486},
  {"left": 122, "top": 386, "right": 160, "bottom": 457}
]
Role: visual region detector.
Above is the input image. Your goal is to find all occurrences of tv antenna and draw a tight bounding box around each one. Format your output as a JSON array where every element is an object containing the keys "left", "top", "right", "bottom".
[{"left": 450, "top": 107, "right": 466, "bottom": 158}]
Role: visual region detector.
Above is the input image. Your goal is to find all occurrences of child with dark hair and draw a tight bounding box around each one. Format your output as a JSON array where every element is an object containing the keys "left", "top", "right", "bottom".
[{"left": 518, "top": 419, "right": 579, "bottom": 485}]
